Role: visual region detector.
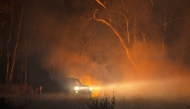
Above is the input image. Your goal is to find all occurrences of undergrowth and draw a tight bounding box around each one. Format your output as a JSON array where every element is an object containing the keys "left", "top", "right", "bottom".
[
  {"left": 80, "top": 94, "right": 115, "bottom": 109},
  {"left": 0, "top": 96, "right": 31, "bottom": 109}
]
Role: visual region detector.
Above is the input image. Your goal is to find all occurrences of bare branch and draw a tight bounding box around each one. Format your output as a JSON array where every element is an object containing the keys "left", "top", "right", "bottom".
[
  {"left": 95, "top": 0, "right": 106, "bottom": 9},
  {"left": 93, "top": 10, "right": 142, "bottom": 79},
  {"left": 93, "top": 63, "right": 102, "bottom": 84},
  {"left": 150, "top": 0, "right": 153, "bottom": 6},
  {"left": 163, "top": 13, "right": 189, "bottom": 31},
  {"left": 126, "top": 18, "right": 130, "bottom": 44},
  {"left": 10, "top": 1, "right": 24, "bottom": 83},
  {"left": 81, "top": 25, "right": 101, "bottom": 53},
  {"left": 0, "top": 38, "right": 2, "bottom": 58},
  {"left": 6, "top": 5, "right": 14, "bottom": 83}
]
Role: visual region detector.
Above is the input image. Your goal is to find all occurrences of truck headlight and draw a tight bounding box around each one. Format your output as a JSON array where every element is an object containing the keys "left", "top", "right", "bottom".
[{"left": 74, "top": 86, "right": 79, "bottom": 90}]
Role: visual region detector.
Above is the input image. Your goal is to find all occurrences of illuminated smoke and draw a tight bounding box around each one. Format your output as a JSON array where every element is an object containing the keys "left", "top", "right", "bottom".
[{"left": 32, "top": 0, "right": 190, "bottom": 97}]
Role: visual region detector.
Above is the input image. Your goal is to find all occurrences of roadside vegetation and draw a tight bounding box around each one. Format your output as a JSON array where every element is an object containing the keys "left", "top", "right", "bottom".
[
  {"left": 1, "top": 90, "right": 190, "bottom": 109},
  {"left": 0, "top": 0, "right": 190, "bottom": 109},
  {"left": 80, "top": 94, "right": 115, "bottom": 109}
]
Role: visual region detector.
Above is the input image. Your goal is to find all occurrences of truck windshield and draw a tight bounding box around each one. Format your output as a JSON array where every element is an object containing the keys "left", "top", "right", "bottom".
[{"left": 75, "top": 79, "right": 81, "bottom": 85}]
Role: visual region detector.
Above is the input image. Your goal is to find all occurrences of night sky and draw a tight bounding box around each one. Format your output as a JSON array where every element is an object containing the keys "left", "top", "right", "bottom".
[{"left": 0, "top": 0, "right": 190, "bottom": 95}]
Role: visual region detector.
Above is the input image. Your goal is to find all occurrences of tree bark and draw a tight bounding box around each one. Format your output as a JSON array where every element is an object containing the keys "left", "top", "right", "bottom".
[{"left": 9, "top": 3, "right": 24, "bottom": 83}]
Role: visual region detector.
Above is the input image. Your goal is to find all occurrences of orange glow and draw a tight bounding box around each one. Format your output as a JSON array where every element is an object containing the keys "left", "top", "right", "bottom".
[
  {"left": 43, "top": 17, "right": 190, "bottom": 98},
  {"left": 45, "top": 44, "right": 190, "bottom": 98},
  {"left": 86, "top": 76, "right": 190, "bottom": 98},
  {"left": 79, "top": 75, "right": 102, "bottom": 97}
]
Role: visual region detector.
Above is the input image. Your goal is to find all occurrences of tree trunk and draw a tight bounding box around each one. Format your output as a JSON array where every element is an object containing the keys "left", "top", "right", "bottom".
[
  {"left": 9, "top": 3, "right": 24, "bottom": 84},
  {"left": 6, "top": 10, "right": 14, "bottom": 83}
]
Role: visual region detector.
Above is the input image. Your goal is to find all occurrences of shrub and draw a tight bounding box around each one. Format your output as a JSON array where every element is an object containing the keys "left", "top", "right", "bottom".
[
  {"left": 0, "top": 96, "right": 31, "bottom": 109},
  {"left": 187, "top": 102, "right": 190, "bottom": 109},
  {"left": 80, "top": 94, "right": 115, "bottom": 109},
  {"left": 0, "top": 83, "right": 36, "bottom": 95}
]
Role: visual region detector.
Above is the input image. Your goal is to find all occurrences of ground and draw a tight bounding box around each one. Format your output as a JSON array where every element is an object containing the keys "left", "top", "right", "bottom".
[{"left": 1, "top": 93, "right": 190, "bottom": 109}]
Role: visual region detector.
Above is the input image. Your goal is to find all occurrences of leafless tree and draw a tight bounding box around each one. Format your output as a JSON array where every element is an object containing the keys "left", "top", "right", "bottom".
[
  {"left": 79, "top": 25, "right": 101, "bottom": 77},
  {"left": 8, "top": 2, "right": 24, "bottom": 84},
  {"left": 93, "top": 0, "right": 154, "bottom": 79},
  {"left": 0, "top": 38, "right": 2, "bottom": 58},
  {"left": 6, "top": 1, "right": 14, "bottom": 83}
]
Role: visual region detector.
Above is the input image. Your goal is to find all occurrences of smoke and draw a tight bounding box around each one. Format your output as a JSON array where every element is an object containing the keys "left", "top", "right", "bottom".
[
  {"left": 25, "top": 0, "right": 190, "bottom": 96},
  {"left": 95, "top": 75, "right": 190, "bottom": 98}
]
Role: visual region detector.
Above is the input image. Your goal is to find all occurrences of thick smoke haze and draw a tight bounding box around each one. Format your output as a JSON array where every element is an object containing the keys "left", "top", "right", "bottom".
[
  {"left": 31, "top": 0, "right": 190, "bottom": 95},
  {"left": 1, "top": 0, "right": 190, "bottom": 97},
  {"left": 28, "top": 0, "right": 189, "bottom": 97}
]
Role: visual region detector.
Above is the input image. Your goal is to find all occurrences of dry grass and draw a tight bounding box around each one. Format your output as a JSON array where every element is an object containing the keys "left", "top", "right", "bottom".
[
  {"left": 80, "top": 94, "right": 115, "bottom": 109},
  {"left": 1, "top": 93, "right": 190, "bottom": 109},
  {"left": 1, "top": 80, "right": 190, "bottom": 109}
]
